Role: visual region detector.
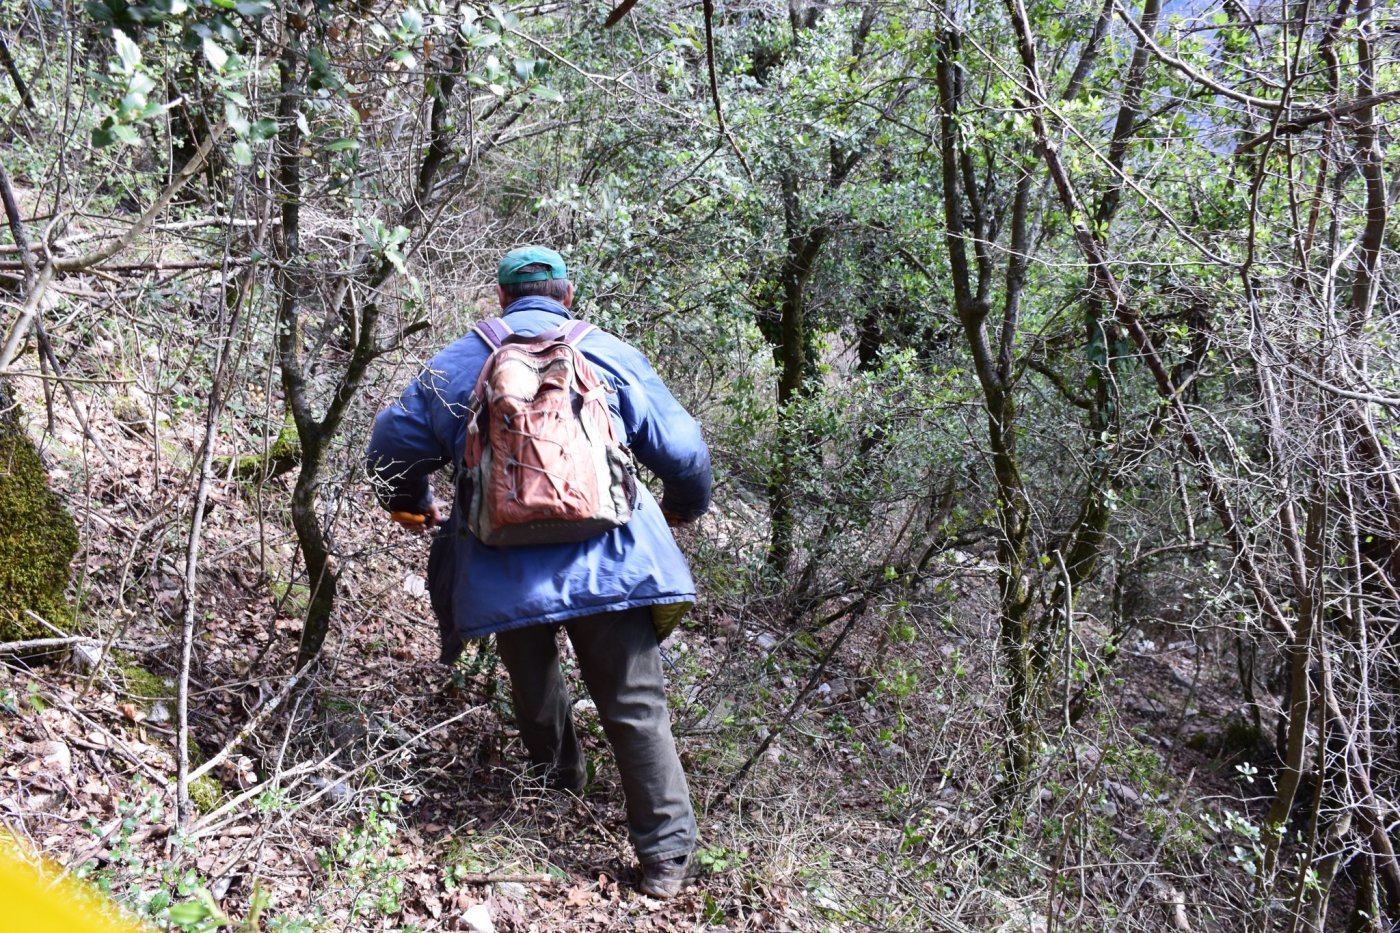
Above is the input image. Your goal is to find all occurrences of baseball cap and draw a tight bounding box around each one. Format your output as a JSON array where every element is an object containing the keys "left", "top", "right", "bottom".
[{"left": 497, "top": 246, "right": 568, "bottom": 285}]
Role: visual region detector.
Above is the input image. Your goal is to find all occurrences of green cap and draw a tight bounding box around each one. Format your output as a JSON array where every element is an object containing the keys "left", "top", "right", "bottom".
[{"left": 497, "top": 246, "right": 568, "bottom": 285}]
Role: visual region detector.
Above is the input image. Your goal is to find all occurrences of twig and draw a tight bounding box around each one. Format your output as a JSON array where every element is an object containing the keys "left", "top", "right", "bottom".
[
  {"left": 175, "top": 202, "right": 245, "bottom": 829},
  {"left": 701, "top": 0, "right": 754, "bottom": 183},
  {"left": 187, "top": 670, "right": 306, "bottom": 783},
  {"left": 1236, "top": 89, "right": 1400, "bottom": 152}
]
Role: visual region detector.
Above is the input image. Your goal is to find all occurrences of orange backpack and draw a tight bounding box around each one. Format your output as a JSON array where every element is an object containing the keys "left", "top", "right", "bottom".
[{"left": 463, "top": 318, "right": 637, "bottom": 546}]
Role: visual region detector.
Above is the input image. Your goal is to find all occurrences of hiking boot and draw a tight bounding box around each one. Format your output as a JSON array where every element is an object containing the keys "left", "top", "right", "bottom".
[
  {"left": 546, "top": 768, "right": 586, "bottom": 795},
  {"left": 639, "top": 855, "right": 700, "bottom": 899}
]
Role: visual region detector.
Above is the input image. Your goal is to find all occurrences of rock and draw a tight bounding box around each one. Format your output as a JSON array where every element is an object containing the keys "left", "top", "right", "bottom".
[
  {"left": 573, "top": 699, "right": 596, "bottom": 714},
  {"left": 146, "top": 701, "right": 170, "bottom": 725},
  {"left": 28, "top": 740, "right": 71, "bottom": 774},
  {"left": 1167, "top": 640, "right": 1200, "bottom": 657},
  {"left": 71, "top": 642, "right": 103, "bottom": 672},
  {"left": 1123, "top": 696, "right": 1168, "bottom": 716},
  {"left": 1103, "top": 780, "right": 1142, "bottom": 805},
  {"left": 308, "top": 775, "right": 352, "bottom": 805},
  {"left": 493, "top": 882, "right": 528, "bottom": 900},
  {"left": 754, "top": 633, "right": 778, "bottom": 651},
  {"left": 878, "top": 743, "right": 905, "bottom": 760},
  {"left": 1095, "top": 797, "right": 1119, "bottom": 818},
  {"left": 826, "top": 678, "right": 849, "bottom": 698},
  {"left": 402, "top": 573, "right": 427, "bottom": 599},
  {"left": 463, "top": 902, "right": 495, "bottom": 933},
  {"left": 816, "top": 682, "right": 832, "bottom": 697},
  {"left": 762, "top": 743, "right": 783, "bottom": 765},
  {"left": 1170, "top": 669, "right": 1198, "bottom": 689}
]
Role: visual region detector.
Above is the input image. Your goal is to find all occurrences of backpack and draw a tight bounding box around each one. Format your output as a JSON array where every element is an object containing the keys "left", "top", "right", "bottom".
[{"left": 463, "top": 317, "right": 637, "bottom": 546}]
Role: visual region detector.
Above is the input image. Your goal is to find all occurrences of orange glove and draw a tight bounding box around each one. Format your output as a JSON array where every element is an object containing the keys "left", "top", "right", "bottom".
[{"left": 390, "top": 502, "right": 441, "bottom": 533}]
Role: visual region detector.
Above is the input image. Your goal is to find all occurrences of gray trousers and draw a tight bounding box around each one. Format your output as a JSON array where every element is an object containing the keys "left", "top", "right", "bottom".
[{"left": 494, "top": 606, "right": 696, "bottom": 864}]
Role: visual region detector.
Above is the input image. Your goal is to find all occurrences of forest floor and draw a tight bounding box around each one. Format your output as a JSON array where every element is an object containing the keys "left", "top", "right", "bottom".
[{"left": 1, "top": 369, "right": 1260, "bottom": 931}]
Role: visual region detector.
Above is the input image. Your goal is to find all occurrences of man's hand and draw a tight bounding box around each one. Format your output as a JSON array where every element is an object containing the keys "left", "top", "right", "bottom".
[
  {"left": 391, "top": 502, "right": 442, "bottom": 534},
  {"left": 663, "top": 510, "right": 688, "bottom": 529}
]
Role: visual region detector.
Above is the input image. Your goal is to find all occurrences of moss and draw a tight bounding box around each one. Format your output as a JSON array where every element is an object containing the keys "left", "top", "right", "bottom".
[
  {"left": 217, "top": 414, "right": 301, "bottom": 483},
  {"left": 188, "top": 774, "right": 223, "bottom": 814},
  {"left": 118, "top": 660, "right": 173, "bottom": 706},
  {"left": 0, "top": 391, "right": 80, "bottom": 641},
  {"left": 184, "top": 735, "right": 224, "bottom": 814}
]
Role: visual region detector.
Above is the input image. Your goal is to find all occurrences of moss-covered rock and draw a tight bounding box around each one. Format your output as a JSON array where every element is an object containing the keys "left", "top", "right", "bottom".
[{"left": 0, "top": 389, "right": 79, "bottom": 641}]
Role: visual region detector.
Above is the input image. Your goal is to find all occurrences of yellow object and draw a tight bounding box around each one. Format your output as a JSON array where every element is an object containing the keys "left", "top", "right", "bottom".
[
  {"left": 651, "top": 600, "right": 693, "bottom": 641},
  {"left": 0, "top": 837, "right": 147, "bottom": 933}
]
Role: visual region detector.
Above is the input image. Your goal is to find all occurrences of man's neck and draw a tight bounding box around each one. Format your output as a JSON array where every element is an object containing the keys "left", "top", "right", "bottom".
[{"left": 502, "top": 295, "right": 572, "bottom": 318}]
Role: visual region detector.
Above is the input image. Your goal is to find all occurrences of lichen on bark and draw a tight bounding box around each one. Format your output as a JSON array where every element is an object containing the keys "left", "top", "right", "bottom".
[{"left": 0, "top": 388, "right": 80, "bottom": 641}]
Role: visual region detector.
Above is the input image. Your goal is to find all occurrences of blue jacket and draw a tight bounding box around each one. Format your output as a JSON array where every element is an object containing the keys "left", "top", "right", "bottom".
[{"left": 366, "top": 297, "right": 711, "bottom": 651}]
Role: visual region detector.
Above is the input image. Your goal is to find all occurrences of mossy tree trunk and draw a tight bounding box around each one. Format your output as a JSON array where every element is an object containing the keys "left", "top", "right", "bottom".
[{"left": 0, "top": 384, "right": 79, "bottom": 640}]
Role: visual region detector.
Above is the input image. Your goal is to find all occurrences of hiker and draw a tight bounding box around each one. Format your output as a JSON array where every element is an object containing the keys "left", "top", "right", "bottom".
[{"left": 365, "top": 246, "right": 712, "bottom": 898}]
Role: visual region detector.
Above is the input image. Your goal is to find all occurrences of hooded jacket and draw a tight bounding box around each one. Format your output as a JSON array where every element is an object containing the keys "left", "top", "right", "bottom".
[{"left": 366, "top": 296, "right": 711, "bottom": 656}]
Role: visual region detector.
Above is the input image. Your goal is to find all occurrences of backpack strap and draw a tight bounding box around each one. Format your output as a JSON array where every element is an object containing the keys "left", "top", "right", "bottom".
[
  {"left": 473, "top": 317, "right": 513, "bottom": 349},
  {"left": 561, "top": 321, "right": 594, "bottom": 345}
]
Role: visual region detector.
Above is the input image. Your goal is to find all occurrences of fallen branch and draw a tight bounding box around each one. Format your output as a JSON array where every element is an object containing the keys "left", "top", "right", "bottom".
[
  {"left": 455, "top": 873, "right": 558, "bottom": 885},
  {"left": 0, "top": 634, "right": 167, "bottom": 653}
]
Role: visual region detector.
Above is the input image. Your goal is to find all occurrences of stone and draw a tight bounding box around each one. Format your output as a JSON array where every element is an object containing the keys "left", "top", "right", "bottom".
[
  {"left": 1103, "top": 780, "right": 1143, "bottom": 805},
  {"left": 146, "top": 701, "right": 171, "bottom": 725},
  {"left": 308, "top": 775, "right": 352, "bottom": 805},
  {"left": 493, "top": 882, "right": 528, "bottom": 900},
  {"left": 28, "top": 740, "right": 71, "bottom": 774},
  {"left": 71, "top": 642, "right": 103, "bottom": 672},
  {"left": 464, "top": 902, "right": 495, "bottom": 933}
]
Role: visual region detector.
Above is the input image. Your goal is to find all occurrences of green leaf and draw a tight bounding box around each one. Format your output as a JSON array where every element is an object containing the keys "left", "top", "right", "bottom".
[
  {"left": 324, "top": 137, "right": 359, "bottom": 152},
  {"left": 112, "top": 123, "right": 140, "bottom": 145},
  {"left": 249, "top": 118, "right": 278, "bottom": 141},
  {"left": 234, "top": 0, "right": 272, "bottom": 14},
  {"left": 203, "top": 37, "right": 228, "bottom": 72},
  {"left": 384, "top": 247, "right": 407, "bottom": 276},
  {"left": 400, "top": 7, "right": 424, "bottom": 34},
  {"left": 531, "top": 85, "right": 562, "bottom": 103},
  {"left": 224, "top": 99, "right": 249, "bottom": 136},
  {"left": 168, "top": 901, "right": 211, "bottom": 926},
  {"left": 231, "top": 140, "right": 253, "bottom": 165},
  {"left": 113, "top": 29, "right": 142, "bottom": 74}
]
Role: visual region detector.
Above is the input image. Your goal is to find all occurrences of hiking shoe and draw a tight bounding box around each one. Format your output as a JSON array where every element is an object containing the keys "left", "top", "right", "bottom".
[
  {"left": 546, "top": 769, "right": 586, "bottom": 795},
  {"left": 639, "top": 855, "right": 700, "bottom": 899}
]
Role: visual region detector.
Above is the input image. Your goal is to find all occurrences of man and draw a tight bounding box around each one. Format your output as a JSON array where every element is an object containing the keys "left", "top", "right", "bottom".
[{"left": 365, "top": 246, "right": 711, "bottom": 898}]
